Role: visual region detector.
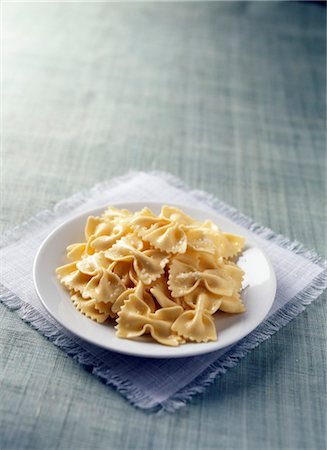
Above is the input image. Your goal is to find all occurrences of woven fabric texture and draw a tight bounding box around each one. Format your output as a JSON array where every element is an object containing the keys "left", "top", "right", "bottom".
[
  {"left": 1, "top": 2, "right": 326, "bottom": 449},
  {"left": 2, "top": 171, "right": 325, "bottom": 411}
]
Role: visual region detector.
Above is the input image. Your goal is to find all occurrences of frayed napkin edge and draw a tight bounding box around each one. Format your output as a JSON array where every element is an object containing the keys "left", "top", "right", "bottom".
[{"left": 1, "top": 170, "right": 326, "bottom": 413}]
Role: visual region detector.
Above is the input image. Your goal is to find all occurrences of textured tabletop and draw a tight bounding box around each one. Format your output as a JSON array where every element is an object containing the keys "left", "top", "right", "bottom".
[{"left": 1, "top": 2, "right": 326, "bottom": 449}]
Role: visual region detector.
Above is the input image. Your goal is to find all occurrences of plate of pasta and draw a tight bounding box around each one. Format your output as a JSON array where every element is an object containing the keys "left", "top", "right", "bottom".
[{"left": 33, "top": 203, "right": 276, "bottom": 358}]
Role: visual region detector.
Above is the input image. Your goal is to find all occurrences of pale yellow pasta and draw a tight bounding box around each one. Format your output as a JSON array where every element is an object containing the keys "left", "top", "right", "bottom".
[
  {"left": 183, "top": 289, "right": 222, "bottom": 315},
  {"left": 116, "top": 286, "right": 184, "bottom": 346},
  {"left": 82, "top": 269, "right": 125, "bottom": 303},
  {"left": 90, "top": 223, "right": 129, "bottom": 252},
  {"left": 219, "top": 292, "right": 245, "bottom": 314},
  {"left": 71, "top": 292, "right": 114, "bottom": 323},
  {"left": 131, "top": 207, "right": 187, "bottom": 254},
  {"left": 168, "top": 258, "right": 235, "bottom": 298},
  {"left": 111, "top": 282, "right": 156, "bottom": 315},
  {"left": 66, "top": 243, "right": 88, "bottom": 260},
  {"left": 185, "top": 222, "right": 245, "bottom": 258},
  {"left": 171, "top": 293, "right": 217, "bottom": 343},
  {"left": 56, "top": 204, "right": 246, "bottom": 346},
  {"left": 101, "top": 206, "right": 133, "bottom": 223},
  {"left": 56, "top": 262, "right": 92, "bottom": 293},
  {"left": 160, "top": 205, "right": 196, "bottom": 226},
  {"left": 106, "top": 235, "right": 169, "bottom": 285},
  {"left": 149, "top": 277, "right": 178, "bottom": 308},
  {"left": 77, "top": 252, "right": 111, "bottom": 275},
  {"left": 108, "top": 260, "right": 135, "bottom": 287},
  {"left": 138, "top": 222, "right": 187, "bottom": 254}
]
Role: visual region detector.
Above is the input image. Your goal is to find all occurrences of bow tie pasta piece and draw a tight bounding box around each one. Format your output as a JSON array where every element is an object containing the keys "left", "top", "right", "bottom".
[
  {"left": 179, "top": 259, "right": 244, "bottom": 314},
  {"left": 112, "top": 282, "right": 156, "bottom": 314},
  {"left": 132, "top": 205, "right": 195, "bottom": 230},
  {"left": 160, "top": 205, "right": 197, "bottom": 226},
  {"left": 116, "top": 291, "right": 184, "bottom": 346},
  {"left": 84, "top": 216, "right": 104, "bottom": 240},
  {"left": 183, "top": 289, "right": 222, "bottom": 315},
  {"left": 210, "top": 227, "right": 245, "bottom": 259},
  {"left": 139, "top": 222, "right": 187, "bottom": 254},
  {"left": 85, "top": 213, "right": 131, "bottom": 252},
  {"left": 130, "top": 207, "right": 161, "bottom": 231},
  {"left": 106, "top": 235, "right": 169, "bottom": 285},
  {"left": 168, "top": 258, "right": 234, "bottom": 298},
  {"left": 194, "top": 255, "right": 244, "bottom": 289},
  {"left": 167, "top": 248, "right": 224, "bottom": 273},
  {"left": 102, "top": 206, "right": 133, "bottom": 223},
  {"left": 196, "top": 252, "right": 223, "bottom": 270},
  {"left": 171, "top": 293, "right": 217, "bottom": 343},
  {"left": 56, "top": 262, "right": 92, "bottom": 294},
  {"left": 111, "top": 288, "right": 135, "bottom": 314},
  {"left": 92, "top": 220, "right": 116, "bottom": 237},
  {"left": 185, "top": 223, "right": 245, "bottom": 258},
  {"left": 219, "top": 292, "right": 245, "bottom": 313},
  {"left": 76, "top": 252, "right": 111, "bottom": 276},
  {"left": 217, "top": 261, "right": 245, "bottom": 313},
  {"left": 105, "top": 234, "right": 144, "bottom": 257},
  {"left": 66, "top": 243, "right": 88, "bottom": 260},
  {"left": 218, "top": 233, "right": 245, "bottom": 259},
  {"left": 131, "top": 207, "right": 188, "bottom": 254},
  {"left": 222, "top": 261, "right": 244, "bottom": 286},
  {"left": 150, "top": 278, "right": 178, "bottom": 308},
  {"left": 94, "top": 299, "right": 117, "bottom": 318},
  {"left": 109, "top": 259, "right": 140, "bottom": 288},
  {"left": 185, "top": 228, "right": 218, "bottom": 254},
  {"left": 71, "top": 292, "right": 113, "bottom": 323},
  {"left": 83, "top": 216, "right": 112, "bottom": 254},
  {"left": 109, "top": 260, "right": 136, "bottom": 287},
  {"left": 82, "top": 268, "right": 126, "bottom": 303},
  {"left": 133, "top": 249, "right": 169, "bottom": 284},
  {"left": 90, "top": 222, "right": 130, "bottom": 252}
]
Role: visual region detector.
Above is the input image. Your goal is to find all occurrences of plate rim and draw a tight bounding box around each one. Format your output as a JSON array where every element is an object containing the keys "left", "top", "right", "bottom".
[{"left": 33, "top": 201, "right": 277, "bottom": 358}]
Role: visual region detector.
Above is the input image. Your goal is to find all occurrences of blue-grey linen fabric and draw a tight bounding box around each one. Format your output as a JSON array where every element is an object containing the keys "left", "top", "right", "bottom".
[{"left": 1, "top": 2, "right": 326, "bottom": 450}]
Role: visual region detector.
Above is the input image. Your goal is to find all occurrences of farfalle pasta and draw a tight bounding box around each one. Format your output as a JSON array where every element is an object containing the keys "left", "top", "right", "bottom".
[{"left": 56, "top": 205, "right": 245, "bottom": 346}]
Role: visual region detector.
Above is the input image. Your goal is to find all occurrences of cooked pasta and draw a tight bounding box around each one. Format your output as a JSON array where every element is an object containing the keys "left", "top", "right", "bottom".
[{"left": 56, "top": 205, "right": 245, "bottom": 346}]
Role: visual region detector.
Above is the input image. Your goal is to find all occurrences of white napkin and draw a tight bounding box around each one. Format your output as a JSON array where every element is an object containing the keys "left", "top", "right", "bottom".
[{"left": 1, "top": 172, "right": 326, "bottom": 412}]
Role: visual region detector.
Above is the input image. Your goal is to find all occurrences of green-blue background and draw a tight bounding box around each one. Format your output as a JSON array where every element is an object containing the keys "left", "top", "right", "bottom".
[{"left": 1, "top": 2, "right": 326, "bottom": 449}]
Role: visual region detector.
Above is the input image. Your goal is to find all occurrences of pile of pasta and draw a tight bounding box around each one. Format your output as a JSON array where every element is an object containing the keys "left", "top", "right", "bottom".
[{"left": 56, "top": 205, "right": 245, "bottom": 346}]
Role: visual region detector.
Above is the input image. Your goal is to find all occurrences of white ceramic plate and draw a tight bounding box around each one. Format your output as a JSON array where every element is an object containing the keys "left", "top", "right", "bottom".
[{"left": 33, "top": 202, "right": 276, "bottom": 359}]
